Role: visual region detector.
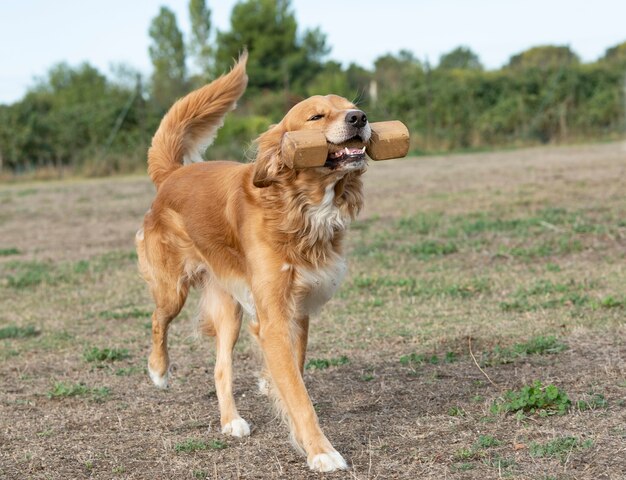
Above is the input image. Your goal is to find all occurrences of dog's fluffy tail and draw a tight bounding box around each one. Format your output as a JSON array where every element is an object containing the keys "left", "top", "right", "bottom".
[{"left": 147, "top": 52, "right": 248, "bottom": 189}]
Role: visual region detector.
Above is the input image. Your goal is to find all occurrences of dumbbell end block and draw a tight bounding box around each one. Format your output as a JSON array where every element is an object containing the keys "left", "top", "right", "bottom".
[
  {"left": 366, "top": 121, "right": 410, "bottom": 161},
  {"left": 281, "top": 130, "right": 328, "bottom": 168}
]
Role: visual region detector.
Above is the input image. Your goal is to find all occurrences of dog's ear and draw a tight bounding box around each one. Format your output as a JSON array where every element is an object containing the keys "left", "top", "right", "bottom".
[
  {"left": 252, "top": 125, "right": 284, "bottom": 188},
  {"left": 252, "top": 155, "right": 277, "bottom": 188}
]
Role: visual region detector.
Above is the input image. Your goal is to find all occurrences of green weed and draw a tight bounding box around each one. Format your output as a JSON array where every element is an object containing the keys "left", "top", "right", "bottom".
[
  {"left": 491, "top": 380, "right": 572, "bottom": 416},
  {"left": 492, "top": 381, "right": 571, "bottom": 416},
  {"left": 0, "top": 247, "right": 20, "bottom": 256}
]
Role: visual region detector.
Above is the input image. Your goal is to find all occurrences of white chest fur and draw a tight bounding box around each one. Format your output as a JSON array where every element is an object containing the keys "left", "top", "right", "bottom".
[
  {"left": 295, "top": 256, "right": 347, "bottom": 316},
  {"left": 305, "top": 182, "right": 350, "bottom": 244}
]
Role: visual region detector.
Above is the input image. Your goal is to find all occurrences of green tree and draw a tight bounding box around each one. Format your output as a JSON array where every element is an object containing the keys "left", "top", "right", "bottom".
[
  {"left": 215, "top": 0, "right": 329, "bottom": 95},
  {"left": 188, "top": 0, "right": 213, "bottom": 79},
  {"left": 289, "top": 27, "right": 331, "bottom": 92},
  {"left": 216, "top": 0, "right": 298, "bottom": 90},
  {"left": 601, "top": 41, "right": 626, "bottom": 65},
  {"left": 507, "top": 45, "right": 580, "bottom": 70},
  {"left": 0, "top": 62, "right": 140, "bottom": 172},
  {"left": 438, "top": 46, "right": 483, "bottom": 70},
  {"left": 374, "top": 50, "right": 422, "bottom": 90},
  {"left": 148, "top": 6, "right": 187, "bottom": 109}
]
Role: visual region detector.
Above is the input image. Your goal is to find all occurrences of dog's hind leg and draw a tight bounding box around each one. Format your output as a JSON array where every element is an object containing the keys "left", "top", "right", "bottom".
[
  {"left": 147, "top": 278, "right": 189, "bottom": 389},
  {"left": 198, "top": 281, "right": 250, "bottom": 437},
  {"left": 138, "top": 231, "right": 190, "bottom": 389}
]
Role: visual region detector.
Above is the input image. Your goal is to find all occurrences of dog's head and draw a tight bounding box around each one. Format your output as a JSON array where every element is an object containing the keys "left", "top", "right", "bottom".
[{"left": 253, "top": 95, "right": 371, "bottom": 188}]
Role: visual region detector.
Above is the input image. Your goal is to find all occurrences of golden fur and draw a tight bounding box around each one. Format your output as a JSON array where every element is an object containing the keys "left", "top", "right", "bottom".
[{"left": 136, "top": 52, "right": 370, "bottom": 472}]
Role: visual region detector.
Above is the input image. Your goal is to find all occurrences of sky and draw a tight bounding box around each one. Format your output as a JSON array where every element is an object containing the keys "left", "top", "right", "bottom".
[{"left": 1, "top": 0, "right": 625, "bottom": 104}]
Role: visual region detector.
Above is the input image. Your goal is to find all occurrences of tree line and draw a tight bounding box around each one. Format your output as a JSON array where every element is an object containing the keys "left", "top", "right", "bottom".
[{"left": 1, "top": 0, "right": 625, "bottom": 176}]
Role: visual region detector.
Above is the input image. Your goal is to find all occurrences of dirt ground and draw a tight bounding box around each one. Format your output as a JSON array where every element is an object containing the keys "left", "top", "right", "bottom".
[{"left": 1, "top": 142, "right": 625, "bottom": 479}]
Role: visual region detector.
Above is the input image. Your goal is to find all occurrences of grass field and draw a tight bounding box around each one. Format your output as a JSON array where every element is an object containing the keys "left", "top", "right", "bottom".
[{"left": 1, "top": 142, "right": 625, "bottom": 479}]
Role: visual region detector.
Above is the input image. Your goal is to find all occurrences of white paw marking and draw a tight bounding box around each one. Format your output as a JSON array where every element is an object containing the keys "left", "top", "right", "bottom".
[
  {"left": 257, "top": 377, "right": 269, "bottom": 396},
  {"left": 308, "top": 451, "right": 348, "bottom": 472},
  {"left": 148, "top": 364, "right": 169, "bottom": 389},
  {"left": 221, "top": 418, "right": 250, "bottom": 437}
]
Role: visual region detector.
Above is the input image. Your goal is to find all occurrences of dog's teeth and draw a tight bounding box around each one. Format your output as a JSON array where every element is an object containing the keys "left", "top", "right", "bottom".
[{"left": 344, "top": 147, "right": 350, "bottom": 155}]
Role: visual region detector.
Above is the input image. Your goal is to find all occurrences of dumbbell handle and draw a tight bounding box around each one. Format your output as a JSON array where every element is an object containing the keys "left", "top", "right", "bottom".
[{"left": 282, "top": 121, "right": 410, "bottom": 168}]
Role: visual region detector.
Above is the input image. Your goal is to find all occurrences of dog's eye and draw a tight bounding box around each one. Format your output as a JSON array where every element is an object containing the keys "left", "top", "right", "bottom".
[{"left": 308, "top": 114, "right": 325, "bottom": 121}]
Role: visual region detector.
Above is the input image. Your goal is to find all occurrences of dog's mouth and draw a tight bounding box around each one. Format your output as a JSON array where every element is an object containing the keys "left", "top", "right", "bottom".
[{"left": 324, "top": 137, "right": 367, "bottom": 170}]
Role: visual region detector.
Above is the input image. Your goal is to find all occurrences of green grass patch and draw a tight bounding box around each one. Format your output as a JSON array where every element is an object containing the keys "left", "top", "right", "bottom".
[
  {"left": 596, "top": 296, "right": 625, "bottom": 309},
  {"left": 305, "top": 355, "right": 349, "bottom": 370},
  {"left": 3, "top": 261, "right": 56, "bottom": 288},
  {"left": 499, "top": 279, "right": 591, "bottom": 312},
  {"left": 0, "top": 250, "right": 140, "bottom": 290},
  {"left": 400, "top": 351, "right": 459, "bottom": 366},
  {"left": 114, "top": 366, "right": 144, "bottom": 376},
  {"left": 174, "top": 439, "right": 227, "bottom": 453},
  {"left": 83, "top": 347, "right": 130, "bottom": 363},
  {"left": 406, "top": 240, "right": 458, "bottom": 259},
  {"left": 0, "top": 247, "right": 20, "bottom": 256},
  {"left": 506, "top": 237, "right": 583, "bottom": 259},
  {"left": 99, "top": 307, "right": 152, "bottom": 319},
  {"left": 576, "top": 393, "right": 608, "bottom": 411},
  {"left": 483, "top": 336, "right": 567, "bottom": 365},
  {"left": 482, "top": 455, "right": 517, "bottom": 471},
  {"left": 529, "top": 436, "right": 593, "bottom": 461},
  {"left": 398, "top": 212, "right": 443, "bottom": 234},
  {"left": 47, "top": 382, "right": 110, "bottom": 401},
  {"left": 347, "top": 275, "right": 489, "bottom": 300},
  {"left": 0, "top": 325, "right": 39, "bottom": 339},
  {"left": 451, "top": 462, "right": 475, "bottom": 472},
  {"left": 492, "top": 381, "right": 571, "bottom": 416},
  {"left": 475, "top": 435, "right": 501, "bottom": 449}
]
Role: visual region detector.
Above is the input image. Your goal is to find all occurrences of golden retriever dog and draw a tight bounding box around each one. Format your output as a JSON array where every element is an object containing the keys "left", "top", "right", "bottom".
[{"left": 136, "top": 52, "right": 370, "bottom": 472}]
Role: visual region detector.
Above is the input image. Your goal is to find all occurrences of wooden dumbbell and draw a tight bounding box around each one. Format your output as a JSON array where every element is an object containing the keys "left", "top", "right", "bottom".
[{"left": 282, "top": 121, "right": 410, "bottom": 168}]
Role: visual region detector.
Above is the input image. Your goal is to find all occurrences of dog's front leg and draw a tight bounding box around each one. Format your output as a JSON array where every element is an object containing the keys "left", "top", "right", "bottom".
[{"left": 252, "top": 286, "right": 347, "bottom": 472}]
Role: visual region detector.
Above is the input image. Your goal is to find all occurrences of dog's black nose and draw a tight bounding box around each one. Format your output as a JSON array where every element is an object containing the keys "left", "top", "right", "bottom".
[{"left": 345, "top": 110, "right": 367, "bottom": 128}]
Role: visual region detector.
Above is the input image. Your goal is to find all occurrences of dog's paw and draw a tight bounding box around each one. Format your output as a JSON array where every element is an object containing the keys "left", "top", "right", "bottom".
[
  {"left": 148, "top": 364, "right": 169, "bottom": 389},
  {"left": 308, "top": 451, "right": 348, "bottom": 472},
  {"left": 221, "top": 418, "right": 250, "bottom": 437}
]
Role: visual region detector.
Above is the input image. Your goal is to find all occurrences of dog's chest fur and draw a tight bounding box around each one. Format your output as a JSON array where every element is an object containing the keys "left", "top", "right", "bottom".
[
  {"left": 294, "top": 256, "right": 347, "bottom": 316},
  {"left": 294, "top": 180, "right": 350, "bottom": 315},
  {"left": 304, "top": 182, "right": 348, "bottom": 243},
  {"left": 214, "top": 179, "right": 352, "bottom": 318}
]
